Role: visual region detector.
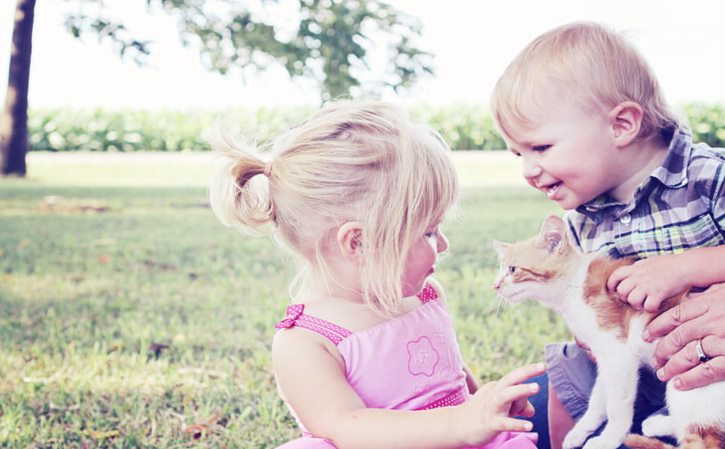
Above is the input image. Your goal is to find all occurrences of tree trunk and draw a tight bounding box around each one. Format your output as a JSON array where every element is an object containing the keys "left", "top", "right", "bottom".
[{"left": 1, "top": 0, "right": 36, "bottom": 176}]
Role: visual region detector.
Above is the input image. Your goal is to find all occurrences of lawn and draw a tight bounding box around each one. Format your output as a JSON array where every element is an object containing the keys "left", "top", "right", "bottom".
[{"left": 0, "top": 151, "right": 568, "bottom": 448}]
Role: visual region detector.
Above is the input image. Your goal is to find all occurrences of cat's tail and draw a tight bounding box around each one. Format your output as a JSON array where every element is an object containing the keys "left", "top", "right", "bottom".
[{"left": 624, "top": 425, "right": 725, "bottom": 449}]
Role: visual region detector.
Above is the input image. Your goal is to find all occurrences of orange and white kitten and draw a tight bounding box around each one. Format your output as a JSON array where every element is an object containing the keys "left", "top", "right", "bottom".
[{"left": 493, "top": 215, "right": 725, "bottom": 449}]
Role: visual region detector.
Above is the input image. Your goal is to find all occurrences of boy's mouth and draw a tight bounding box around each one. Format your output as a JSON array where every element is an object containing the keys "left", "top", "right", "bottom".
[{"left": 541, "top": 182, "right": 562, "bottom": 198}]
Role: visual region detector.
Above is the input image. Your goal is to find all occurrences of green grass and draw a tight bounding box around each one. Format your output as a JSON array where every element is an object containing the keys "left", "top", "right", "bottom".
[{"left": 0, "top": 152, "right": 568, "bottom": 448}]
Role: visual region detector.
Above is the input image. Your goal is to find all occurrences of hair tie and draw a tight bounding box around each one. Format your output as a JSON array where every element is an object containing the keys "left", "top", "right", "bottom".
[{"left": 263, "top": 161, "right": 273, "bottom": 178}]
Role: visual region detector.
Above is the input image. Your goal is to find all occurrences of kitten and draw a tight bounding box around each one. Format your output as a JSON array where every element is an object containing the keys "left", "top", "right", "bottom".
[{"left": 492, "top": 214, "right": 725, "bottom": 449}]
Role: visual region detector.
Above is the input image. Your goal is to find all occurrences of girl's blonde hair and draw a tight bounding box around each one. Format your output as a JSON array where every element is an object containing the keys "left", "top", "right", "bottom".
[
  {"left": 490, "top": 21, "right": 679, "bottom": 142},
  {"left": 209, "top": 100, "right": 459, "bottom": 316}
]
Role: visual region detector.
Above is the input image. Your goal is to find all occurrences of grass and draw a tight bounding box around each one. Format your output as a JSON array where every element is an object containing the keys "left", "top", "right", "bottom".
[{"left": 0, "top": 151, "right": 568, "bottom": 448}]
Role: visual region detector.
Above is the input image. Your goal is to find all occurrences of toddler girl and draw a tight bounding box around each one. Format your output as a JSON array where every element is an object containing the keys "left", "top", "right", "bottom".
[{"left": 209, "top": 100, "right": 544, "bottom": 448}]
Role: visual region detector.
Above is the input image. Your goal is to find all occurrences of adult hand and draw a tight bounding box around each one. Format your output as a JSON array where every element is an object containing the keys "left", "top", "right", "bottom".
[{"left": 644, "top": 283, "right": 725, "bottom": 390}]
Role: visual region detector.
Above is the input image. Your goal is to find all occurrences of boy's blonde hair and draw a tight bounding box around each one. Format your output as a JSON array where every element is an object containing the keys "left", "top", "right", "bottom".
[
  {"left": 490, "top": 21, "right": 679, "bottom": 142},
  {"left": 209, "top": 100, "right": 459, "bottom": 316}
]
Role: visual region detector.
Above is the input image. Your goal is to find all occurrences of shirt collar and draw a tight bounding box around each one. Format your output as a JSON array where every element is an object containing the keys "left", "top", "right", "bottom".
[
  {"left": 648, "top": 127, "right": 691, "bottom": 189},
  {"left": 575, "top": 126, "right": 691, "bottom": 218}
]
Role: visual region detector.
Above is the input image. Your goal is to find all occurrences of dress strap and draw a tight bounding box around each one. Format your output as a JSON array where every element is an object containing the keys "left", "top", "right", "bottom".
[
  {"left": 417, "top": 283, "right": 439, "bottom": 303},
  {"left": 275, "top": 304, "right": 352, "bottom": 345}
]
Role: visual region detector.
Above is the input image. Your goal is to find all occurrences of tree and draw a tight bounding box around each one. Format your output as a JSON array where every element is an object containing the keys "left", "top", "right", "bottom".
[
  {"left": 1, "top": 0, "right": 35, "bottom": 176},
  {"left": 0, "top": 0, "right": 434, "bottom": 177}
]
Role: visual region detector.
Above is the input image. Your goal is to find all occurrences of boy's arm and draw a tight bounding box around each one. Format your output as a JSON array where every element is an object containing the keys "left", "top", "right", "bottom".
[{"left": 607, "top": 245, "right": 725, "bottom": 312}]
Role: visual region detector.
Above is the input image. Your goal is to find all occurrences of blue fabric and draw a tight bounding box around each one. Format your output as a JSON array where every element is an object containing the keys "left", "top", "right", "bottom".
[{"left": 524, "top": 373, "right": 550, "bottom": 449}]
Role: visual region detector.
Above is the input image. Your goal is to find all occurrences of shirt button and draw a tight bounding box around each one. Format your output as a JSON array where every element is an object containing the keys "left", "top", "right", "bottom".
[{"left": 620, "top": 214, "right": 632, "bottom": 224}]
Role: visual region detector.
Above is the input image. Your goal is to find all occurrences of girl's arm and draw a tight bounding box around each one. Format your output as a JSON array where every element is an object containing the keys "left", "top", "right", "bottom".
[{"left": 273, "top": 327, "right": 542, "bottom": 449}]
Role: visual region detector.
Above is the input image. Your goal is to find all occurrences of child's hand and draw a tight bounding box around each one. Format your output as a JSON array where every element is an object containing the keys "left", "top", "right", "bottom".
[
  {"left": 457, "top": 363, "right": 545, "bottom": 446},
  {"left": 607, "top": 254, "right": 689, "bottom": 312}
]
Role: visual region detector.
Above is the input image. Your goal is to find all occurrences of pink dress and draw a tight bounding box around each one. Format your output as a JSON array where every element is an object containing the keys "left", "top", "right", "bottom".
[{"left": 274, "top": 284, "right": 538, "bottom": 449}]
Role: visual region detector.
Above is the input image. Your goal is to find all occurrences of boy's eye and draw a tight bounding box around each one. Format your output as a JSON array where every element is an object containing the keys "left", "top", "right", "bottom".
[{"left": 532, "top": 145, "right": 551, "bottom": 152}]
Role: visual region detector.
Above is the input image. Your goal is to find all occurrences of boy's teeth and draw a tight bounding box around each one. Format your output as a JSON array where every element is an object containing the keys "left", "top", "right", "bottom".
[{"left": 546, "top": 183, "right": 560, "bottom": 197}]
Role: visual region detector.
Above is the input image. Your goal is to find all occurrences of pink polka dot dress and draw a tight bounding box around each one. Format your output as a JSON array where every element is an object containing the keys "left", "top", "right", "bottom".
[{"left": 274, "top": 284, "right": 538, "bottom": 449}]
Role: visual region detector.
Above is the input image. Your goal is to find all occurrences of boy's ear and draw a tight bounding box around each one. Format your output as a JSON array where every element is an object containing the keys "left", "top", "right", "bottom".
[
  {"left": 608, "top": 101, "right": 643, "bottom": 147},
  {"left": 336, "top": 222, "right": 363, "bottom": 262}
]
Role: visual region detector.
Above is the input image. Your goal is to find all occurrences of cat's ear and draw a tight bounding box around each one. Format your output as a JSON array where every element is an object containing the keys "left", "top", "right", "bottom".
[
  {"left": 492, "top": 240, "right": 510, "bottom": 258},
  {"left": 538, "top": 214, "right": 567, "bottom": 254}
]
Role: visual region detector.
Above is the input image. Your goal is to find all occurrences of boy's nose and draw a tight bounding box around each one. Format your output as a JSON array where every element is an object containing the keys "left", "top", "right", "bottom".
[{"left": 521, "top": 157, "right": 542, "bottom": 182}]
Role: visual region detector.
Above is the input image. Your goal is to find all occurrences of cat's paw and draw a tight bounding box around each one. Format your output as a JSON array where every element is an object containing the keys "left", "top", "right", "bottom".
[
  {"left": 641, "top": 414, "right": 676, "bottom": 437},
  {"left": 562, "top": 428, "right": 591, "bottom": 449},
  {"left": 581, "top": 435, "right": 620, "bottom": 449}
]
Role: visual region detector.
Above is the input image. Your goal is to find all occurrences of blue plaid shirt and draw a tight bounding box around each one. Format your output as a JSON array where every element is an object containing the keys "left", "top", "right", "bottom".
[{"left": 566, "top": 127, "right": 725, "bottom": 258}]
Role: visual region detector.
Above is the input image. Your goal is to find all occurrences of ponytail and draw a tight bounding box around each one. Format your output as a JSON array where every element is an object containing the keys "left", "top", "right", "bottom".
[{"left": 208, "top": 130, "right": 275, "bottom": 233}]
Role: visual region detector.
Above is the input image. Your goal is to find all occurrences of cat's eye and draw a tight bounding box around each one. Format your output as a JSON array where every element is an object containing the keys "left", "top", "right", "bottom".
[{"left": 508, "top": 266, "right": 517, "bottom": 274}]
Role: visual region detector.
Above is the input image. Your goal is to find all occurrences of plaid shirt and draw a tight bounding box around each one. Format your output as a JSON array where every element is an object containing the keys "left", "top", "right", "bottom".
[{"left": 566, "top": 127, "right": 725, "bottom": 258}]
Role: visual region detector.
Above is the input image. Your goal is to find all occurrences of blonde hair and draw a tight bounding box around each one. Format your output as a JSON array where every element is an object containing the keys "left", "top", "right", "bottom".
[
  {"left": 209, "top": 100, "right": 459, "bottom": 316},
  {"left": 490, "top": 21, "right": 679, "bottom": 142}
]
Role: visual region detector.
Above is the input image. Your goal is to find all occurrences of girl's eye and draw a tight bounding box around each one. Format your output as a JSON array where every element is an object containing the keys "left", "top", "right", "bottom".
[
  {"left": 532, "top": 145, "right": 551, "bottom": 152},
  {"left": 425, "top": 229, "right": 437, "bottom": 238},
  {"left": 508, "top": 266, "right": 517, "bottom": 274}
]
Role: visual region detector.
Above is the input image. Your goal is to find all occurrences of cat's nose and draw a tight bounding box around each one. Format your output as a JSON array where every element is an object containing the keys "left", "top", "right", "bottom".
[{"left": 493, "top": 278, "right": 501, "bottom": 291}]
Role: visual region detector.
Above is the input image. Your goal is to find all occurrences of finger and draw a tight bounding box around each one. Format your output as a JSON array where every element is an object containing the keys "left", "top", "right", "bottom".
[
  {"left": 494, "top": 383, "right": 540, "bottom": 407},
  {"left": 616, "top": 278, "right": 636, "bottom": 302},
  {"left": 607, "top": 266, "right": 631, "bottom": 292},
  {"left": 655, "top": 338, "right": 704, "bottom": 381},
  {"left": 515, "top": 401, "right": 535, "bottom": 419},
  {"left": 644, "top": 297, "right": 710, "bottom": 342},
  {"left": 657, "top": 335, "right": 721, "bottom": 380},
  {"left": 497, "top": 363, "right": 546, "bottom": 387},
  {"left": 670, "top": 356, "right": 725, "bottom": 391},
  {"left": 493, "top": 416, "right": 534, "bottom": 433},
  {"left": 626, "top": 288, "right": 647, "bottom": 310},
  {"left": 652, "top": 320, "right": 705, "bottom": 368},
  {"left": 643, "top": 293, "right": 664, "bottom": 313}
]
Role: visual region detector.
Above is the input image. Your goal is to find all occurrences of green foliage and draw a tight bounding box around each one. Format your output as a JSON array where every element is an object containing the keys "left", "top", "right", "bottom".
[
  {"left": 682, "top": 103, "right": 725, "bottom": 147},
  {"left": 412, "top": 104, "right": 506, "bottom": 150},
  {"left": 64, "top": 0, "right": 433, "bottom": 101},
  {"left": 27, "top": 103, "right": 725, "bottom": 153},
  {"left": 27, "top": 107, "right": 314, "bottom": 153},
  {"left": 0, "top": 153, "right": 564, "bottom": 447}
]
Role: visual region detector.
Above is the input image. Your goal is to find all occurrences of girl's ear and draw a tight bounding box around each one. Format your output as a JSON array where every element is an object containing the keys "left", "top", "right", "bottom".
[
  {"left": 336, "top": 222, "right": 363, "bottom": 262},
  {"left": 608, "top": 101, "right": 643, "bottom": 147}
]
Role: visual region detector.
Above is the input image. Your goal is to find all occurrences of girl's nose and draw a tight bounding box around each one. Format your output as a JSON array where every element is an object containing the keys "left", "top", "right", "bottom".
[{"left": 436, "top": 230, "right": 449, "bottom": 254}]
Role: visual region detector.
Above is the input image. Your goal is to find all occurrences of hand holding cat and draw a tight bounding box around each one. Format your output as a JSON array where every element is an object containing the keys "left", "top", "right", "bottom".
[
  {"left": 607, "top": 254, "right": 690, "bottom": 312},
  {"left": 457, "top": 363, "right": 544, "bottom": 446},
  {"left": 644, "top": 283, "right": 725, "bottom": 390}
]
